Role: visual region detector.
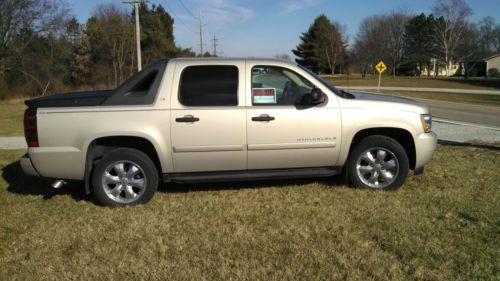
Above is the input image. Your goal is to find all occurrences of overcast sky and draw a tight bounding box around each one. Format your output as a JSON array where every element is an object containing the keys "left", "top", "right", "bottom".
[{"left": 69, "top": 0, "right": 500, "bottom": 57}]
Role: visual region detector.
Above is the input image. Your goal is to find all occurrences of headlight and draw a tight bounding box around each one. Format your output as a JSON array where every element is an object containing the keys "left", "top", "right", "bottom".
[{"left": 420, "top": 114, "right": 432, "bottom": 133}]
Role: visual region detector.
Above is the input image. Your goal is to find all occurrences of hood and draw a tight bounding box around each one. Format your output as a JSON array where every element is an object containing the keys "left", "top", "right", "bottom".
[{"left": 345, "top": 91, "right": 429, "bottom": 113}]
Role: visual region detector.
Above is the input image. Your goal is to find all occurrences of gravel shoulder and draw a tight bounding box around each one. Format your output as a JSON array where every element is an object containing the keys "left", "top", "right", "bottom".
[
  {"left": 0, "top": 137, "right": 26, "bottom": 150},
  {"left": 432, "top": 121, "right": 500, "bottom": 144}
]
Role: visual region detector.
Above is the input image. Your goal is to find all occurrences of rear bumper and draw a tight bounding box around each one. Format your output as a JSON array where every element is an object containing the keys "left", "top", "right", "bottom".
[
  {"left": 26, "top": 147, "right": 85, "bottom": 180},
  {"left": 20, "top": 154, "right": 40, "bottom": 177},
  {"left": 414, "top": 131, "right": 437, "bottom": 171}
]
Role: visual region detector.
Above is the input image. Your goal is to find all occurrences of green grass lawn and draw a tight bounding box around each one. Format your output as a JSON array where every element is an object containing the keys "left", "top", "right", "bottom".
[
  {"left": 0, "top": 99, "right": 25, "bottom": 136},
  {"left": 1, "top": 145, "right": 498, "bottom": 280},
  {"left": 325, "top": 75, "right": 500, "bottom": 90}
]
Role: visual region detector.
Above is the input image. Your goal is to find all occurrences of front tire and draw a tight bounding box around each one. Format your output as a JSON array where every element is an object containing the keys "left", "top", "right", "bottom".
[
  {"left": 92, "top": 148, "right": 158, "bottom": 206},
  {"left": 347, "top": 135, "right": 409, "bottom": 190}
]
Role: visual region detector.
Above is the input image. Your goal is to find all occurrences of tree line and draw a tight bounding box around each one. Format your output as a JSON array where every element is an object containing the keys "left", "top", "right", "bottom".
[
  {"left": 293, "top": 0, "right": 500, "bottom": 78},
  {"left": 1, "top": 0, "right": 499, "bottom": 100},
  {"left": 0, "top": 0, "right": 204, "bottom": 99}
]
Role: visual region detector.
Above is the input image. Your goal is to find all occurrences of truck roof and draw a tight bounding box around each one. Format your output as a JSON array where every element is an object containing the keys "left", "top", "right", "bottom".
[{"left": 169, "top": 57, "right": 296, "bottom": 65}]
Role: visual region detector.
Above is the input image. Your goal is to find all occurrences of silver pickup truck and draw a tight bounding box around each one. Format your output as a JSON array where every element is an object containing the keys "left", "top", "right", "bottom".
[{"left": 21, "top": 58, "right": 437, "bottom": 206}]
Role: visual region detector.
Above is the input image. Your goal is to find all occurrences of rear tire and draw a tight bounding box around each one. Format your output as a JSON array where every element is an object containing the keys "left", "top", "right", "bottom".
[
  {"left": 347, "top": 135, "right": 409, "bottom": 190},
  {"left": 92, "top": 148, "right": 158, "bottom": 206}
]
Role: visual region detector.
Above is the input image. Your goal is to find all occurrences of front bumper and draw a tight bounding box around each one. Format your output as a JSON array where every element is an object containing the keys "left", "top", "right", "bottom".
[
  {"left": 414, "top": 131, "right": 438, "bottom": 171},
  {"left": 20, "top": 154, "right": 40, "bottom": 177}
]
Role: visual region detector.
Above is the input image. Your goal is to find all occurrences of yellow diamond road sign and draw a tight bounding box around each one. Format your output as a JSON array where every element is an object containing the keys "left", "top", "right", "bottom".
[{"left": 375, "top": 61, "right": 387, "bottom": 74}]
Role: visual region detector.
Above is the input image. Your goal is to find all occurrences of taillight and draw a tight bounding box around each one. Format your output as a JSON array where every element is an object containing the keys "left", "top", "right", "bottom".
[{"left": 24, "top": 107, "right": 39, "bottom": 147}]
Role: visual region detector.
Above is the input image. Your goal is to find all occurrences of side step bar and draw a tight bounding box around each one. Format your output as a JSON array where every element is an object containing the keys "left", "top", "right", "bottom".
[{"left": 163, "top": 167, "right": 340, "bottom": 184}]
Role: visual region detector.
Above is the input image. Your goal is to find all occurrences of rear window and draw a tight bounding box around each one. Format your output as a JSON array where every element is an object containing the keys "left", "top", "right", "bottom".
[
  {"left": 179, "top": 65, "right": 238, "bottom": 106},
  {"left": 124, "top": 70, "right": 158, "bottom": 97},
  {"left": 102, "top": 60, "right": 167, "bottom": 106}
]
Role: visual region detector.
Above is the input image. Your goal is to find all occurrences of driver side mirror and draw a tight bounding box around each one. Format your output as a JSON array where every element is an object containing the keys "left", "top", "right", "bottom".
[{"left": 300, "top": 88, "right": 327, "bottom": 105}]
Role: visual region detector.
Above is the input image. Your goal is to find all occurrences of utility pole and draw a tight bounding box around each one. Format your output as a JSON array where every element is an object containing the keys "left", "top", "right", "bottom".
[
  {"left": 123, "top": 0, "right": 147, "bottom": 71},
  {"left": 198, "top": 9, "right": 203, "bottom": 55},
  {"left": 212, "top": 36, "right": 218, "bottom": 56}
]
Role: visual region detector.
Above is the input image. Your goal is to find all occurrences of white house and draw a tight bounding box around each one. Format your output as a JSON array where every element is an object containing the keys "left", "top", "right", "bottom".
[{"left": 485, "top": 53, "right": 500, "bottom": 76}]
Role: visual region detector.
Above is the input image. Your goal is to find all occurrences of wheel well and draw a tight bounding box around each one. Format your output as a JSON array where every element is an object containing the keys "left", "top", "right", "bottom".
[
  {"left": 350, "top": 128, "right": 416, "bottom": 169},
  {"left": 84, "top": 136, "right": 162, "bottom": 194}
]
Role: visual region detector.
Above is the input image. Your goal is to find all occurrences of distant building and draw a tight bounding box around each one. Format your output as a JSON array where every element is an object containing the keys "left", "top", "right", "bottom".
[
  {"left": 485, "top": 53, "right": 500, "bottom": 76},
  {"left": 419, "top": 61, "right": 459, "bottom": 77}
]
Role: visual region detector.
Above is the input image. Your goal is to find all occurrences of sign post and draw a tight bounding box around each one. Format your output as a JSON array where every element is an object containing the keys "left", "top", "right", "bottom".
[
  {"left": 375, "top": 61, "right": 387, "bottom": 93},
  {"left": 430, "top": 58, "right": 437, "bottom": 78}
]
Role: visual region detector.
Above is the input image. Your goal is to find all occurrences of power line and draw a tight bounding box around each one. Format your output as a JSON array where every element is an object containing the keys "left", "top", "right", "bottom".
[
  {"left": 161, "top": 0, "right": 205, "bottom": 55},
  {"left": 161, "top": 1, "right": 198, "bottom": 34},
  {"left": 175, "top": 0, "right": 197, "bottom": 20},
  {"left": 172, "top": 15, "right": 198, "bottom": 34}
]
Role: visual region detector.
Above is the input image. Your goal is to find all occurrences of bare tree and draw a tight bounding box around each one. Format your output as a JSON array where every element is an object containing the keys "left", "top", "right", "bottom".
[
  {"left": 353, "top": 16, "right": 384, "bottom": 77},
  {"left": 432, "top": 0, "right": 472, "bottom": 76},
  {"left": 0, "top": 0, "right": 69, "bottom": 93},
  {"left": 352, "top": 12, "right": 409, "bottom": 77},
  {"left": 456, "top": 23, "right": 481, "bottom": 78},
  {"left": 351, "top": 41, "right": 370, "bottom": 77},
  {"left": 385, "top": 13, "right": 410, "bottom": 76},
  {"left": 316, "top": 18, "right": 346, "bottom": 75},
  {"left": 92, "top": 4, "right": 135, "bottom": 86},
  {"left": 478, "top": 17, "right": 496, "bottom": 55},
  {"left": 0, "top": 0, "right": 69, "bottom": 60},
  {"left": 495, "top": 25, "right": 500, "bottom": 52}
]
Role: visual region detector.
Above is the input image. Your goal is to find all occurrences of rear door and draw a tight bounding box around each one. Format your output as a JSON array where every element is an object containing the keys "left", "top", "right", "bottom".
[
  {"left": 170, "top": 61, "right": 247, "bottom": 172},
  {"left": 246, "top": 63, "right": 341, "bottom": 170}
]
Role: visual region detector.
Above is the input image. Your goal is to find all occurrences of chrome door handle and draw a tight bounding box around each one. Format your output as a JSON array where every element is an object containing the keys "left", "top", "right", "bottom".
[
  {"left": 176, "top": 115, "right": 200, "bottom": 122},
  {"left": 252, "top": 114, "right": 275, "bottom": 122}
]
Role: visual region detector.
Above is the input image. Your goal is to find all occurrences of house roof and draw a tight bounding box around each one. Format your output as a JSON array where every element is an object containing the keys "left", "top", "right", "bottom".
[{"left": 484, "top": 53, "right": 500, "bottom": 61}]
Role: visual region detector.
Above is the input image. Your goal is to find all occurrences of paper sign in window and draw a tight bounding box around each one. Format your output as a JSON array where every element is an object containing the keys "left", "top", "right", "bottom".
[{"left": 252, "top": 88, "right": 276, "bottom": 104}]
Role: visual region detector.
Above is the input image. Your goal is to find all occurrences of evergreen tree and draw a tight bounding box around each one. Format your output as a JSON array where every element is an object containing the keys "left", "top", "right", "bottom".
[
  {"left": 403, "top": 14, "right": 437, "bottom": 74},
  {"left": 293, "top": 30, "right": 318, "bottom": 72},
  {"left": 293, "top": 15, "right": 346, "bottom": 74},
  {"left": 136, "top": 4, "right": 177, "bottom": 64}
]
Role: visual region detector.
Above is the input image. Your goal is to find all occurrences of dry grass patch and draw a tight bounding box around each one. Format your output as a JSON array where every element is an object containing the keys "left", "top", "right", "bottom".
[
  {"left": 0, "top": 99, "right": 26, "bottom": 136},
  {"left": 0, "top": 145, "right": 499, "bottom": 280}
]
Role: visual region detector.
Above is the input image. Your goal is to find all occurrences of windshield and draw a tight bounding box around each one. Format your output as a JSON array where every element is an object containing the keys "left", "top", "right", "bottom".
[{"left": 298, "top": 65, "right": 342, "bottom": 96}]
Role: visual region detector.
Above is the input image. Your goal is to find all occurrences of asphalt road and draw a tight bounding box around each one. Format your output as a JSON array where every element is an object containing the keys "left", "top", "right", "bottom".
[
  {"left": 340, "top": 86, "right": 500, "bottom": 95},
  {"left": 413, "top": 98, "right": 500, "bottom": 128}
]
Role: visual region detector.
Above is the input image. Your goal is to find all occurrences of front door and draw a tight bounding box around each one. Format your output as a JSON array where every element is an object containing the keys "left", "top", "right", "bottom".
[
  {"left": 246, "top": 64, "right": 341, "bottom": 170},
  {"left": 170, "top": 62, "right": 247, "bottom": 172}
]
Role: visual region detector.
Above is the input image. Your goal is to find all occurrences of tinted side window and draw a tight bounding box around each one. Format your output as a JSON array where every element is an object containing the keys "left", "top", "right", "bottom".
[{"left": 179, "top": 65, "right": 238, "bottom": 106}]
